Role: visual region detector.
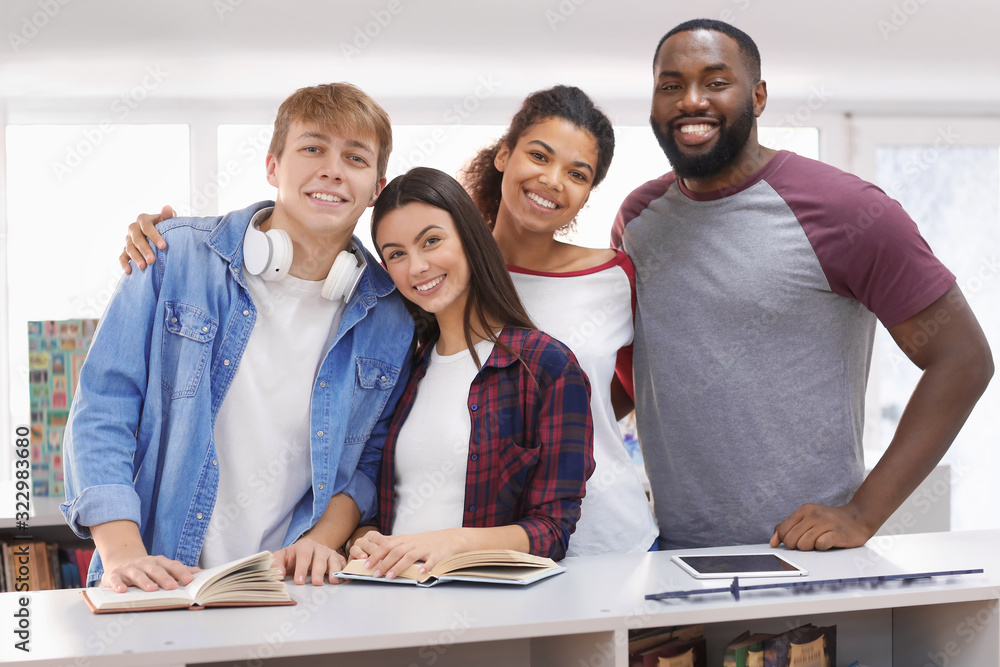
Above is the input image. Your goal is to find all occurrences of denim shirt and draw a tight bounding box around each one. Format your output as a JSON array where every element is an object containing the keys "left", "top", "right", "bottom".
[{"left": 61, "top": 201, "right": 414, "bottom": 585}]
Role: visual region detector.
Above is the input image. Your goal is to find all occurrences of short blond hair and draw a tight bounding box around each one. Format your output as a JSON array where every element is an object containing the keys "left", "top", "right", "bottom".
[{"left": 269, "top": 83, "right": 392, "bottom": 180}]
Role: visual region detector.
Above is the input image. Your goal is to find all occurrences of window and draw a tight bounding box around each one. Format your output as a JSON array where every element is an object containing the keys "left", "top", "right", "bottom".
[
  {"left": 3, "top": 125, "right": 189, "bottom": 485},
  {"left": 875, "top": 144, "right": 999, "bottom": 531},
  {"left": 217, "top": 125, "right": 275, "bottom": 215},
  {"left": 854, "top": 117, "right": 1000, "bottom": 531}
]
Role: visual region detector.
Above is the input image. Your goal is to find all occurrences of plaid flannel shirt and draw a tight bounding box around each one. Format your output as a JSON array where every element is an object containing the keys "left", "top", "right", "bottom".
[{"left": 377, "top": 327, "right": 594, "bottom": 559}]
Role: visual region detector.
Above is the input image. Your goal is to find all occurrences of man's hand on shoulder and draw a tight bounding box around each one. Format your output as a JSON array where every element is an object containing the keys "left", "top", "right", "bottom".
[
  {"left": 770, "top": 502, "right": 874, "bottom": 551},
  {"left": 120, "top": 205, "right": 174, "bottom": 273},
  {"left": 273, "top": 537, "right": 348, "bottom": 586}
]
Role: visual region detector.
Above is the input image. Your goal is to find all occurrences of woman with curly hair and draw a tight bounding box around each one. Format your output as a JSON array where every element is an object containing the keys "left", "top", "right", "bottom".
[{"left": 459, "top": 86, "right": 657, "bottom": 556}]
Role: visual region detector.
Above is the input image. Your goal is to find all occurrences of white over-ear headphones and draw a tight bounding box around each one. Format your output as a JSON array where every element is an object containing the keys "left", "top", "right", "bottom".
[
  {"left": 243, "top": 214, "right": 366, "bottom": 303},
  {"left": 321, "top": 245, "right": 366, "bottom": 302},
  {"left": 243, "top": 219, "right": 293, "bottom": 281}
]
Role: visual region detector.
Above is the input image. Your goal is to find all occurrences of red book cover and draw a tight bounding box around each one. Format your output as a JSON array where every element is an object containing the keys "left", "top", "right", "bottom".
[
  {"left": 82, "top": 549, "right": 95, "bottom": 577},
  {"left": 74, "top": 548, "right": 93, "bottom": 587}
]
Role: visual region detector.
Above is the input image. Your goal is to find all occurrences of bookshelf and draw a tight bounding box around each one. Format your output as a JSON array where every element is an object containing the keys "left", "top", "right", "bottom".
[
  {"left": 1, "top": 529, "right": 996, "bottom": 666},
  {"left": 0, "top": 497, "right": 67, "bottom": 530},
  {"left": 0, "top": 496, "right": 83, "bottom": 545},
  {"left": 1, "top": 497, "right": 91, "bottom": 591}
]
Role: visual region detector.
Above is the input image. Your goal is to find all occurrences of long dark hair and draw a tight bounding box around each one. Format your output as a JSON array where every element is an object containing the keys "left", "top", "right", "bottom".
[
  {"left": 371, "top": 167, "right": 535, "bottom": 367},
  {"left": 460, "top": 85, "right": 615, "bottom": 227}
]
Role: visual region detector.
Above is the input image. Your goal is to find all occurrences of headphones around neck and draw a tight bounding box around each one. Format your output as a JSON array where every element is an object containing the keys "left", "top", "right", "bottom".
[{"left": 242, "top": 215, "right": 366, "bottom": 303}]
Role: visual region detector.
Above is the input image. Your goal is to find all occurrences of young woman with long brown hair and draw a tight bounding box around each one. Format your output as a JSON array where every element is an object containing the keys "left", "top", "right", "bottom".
[{"left": 349, "top": 167, "right": 593, "bottom": 577}]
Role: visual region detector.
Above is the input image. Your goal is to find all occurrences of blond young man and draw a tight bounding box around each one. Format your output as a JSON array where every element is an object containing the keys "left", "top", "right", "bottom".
[{"left": 63, "top": 84, "right": 414, "bottom": 591}]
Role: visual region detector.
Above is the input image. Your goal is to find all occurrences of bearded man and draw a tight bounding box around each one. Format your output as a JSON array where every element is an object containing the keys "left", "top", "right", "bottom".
[{"left": 612, "top": 19, "right": 993, "bottom": 551}]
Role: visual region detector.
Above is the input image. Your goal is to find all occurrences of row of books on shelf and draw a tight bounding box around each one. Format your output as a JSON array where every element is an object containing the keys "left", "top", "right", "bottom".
[
  {"left": 0, "top": 540, "right": 93, "bottom": 592},
  {"left": 628, "top": 623, "right": 837, "bottom": 667}
]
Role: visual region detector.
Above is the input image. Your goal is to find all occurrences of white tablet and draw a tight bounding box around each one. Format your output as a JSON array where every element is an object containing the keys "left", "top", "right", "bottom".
[{"left": 671, "top": 553, "right": 808, "bottom": 579}]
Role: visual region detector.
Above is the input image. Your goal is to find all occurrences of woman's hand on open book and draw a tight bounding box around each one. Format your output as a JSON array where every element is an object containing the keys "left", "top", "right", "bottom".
[
  {"left": 101, "top": 554, "right": 200, "bottom": 593},
  {"left": 120, "top": 205, "right": 173, "bottom": 273},
  {"left": 349, "top": 529, "right": 467, "bottom": 580},
  {"left": 273, "top": 537, "right": 348, "bottom": 586}
]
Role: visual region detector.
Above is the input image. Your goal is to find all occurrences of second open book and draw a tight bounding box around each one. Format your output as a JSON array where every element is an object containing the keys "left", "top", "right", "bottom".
[{"left": 336, "top": 549, "right": 565, "bottom": 587}]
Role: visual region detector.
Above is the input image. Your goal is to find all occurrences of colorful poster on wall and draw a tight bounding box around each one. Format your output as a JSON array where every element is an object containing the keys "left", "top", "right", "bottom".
[{"left": 27, "top": 319, "right": 99, "bottom": 497}]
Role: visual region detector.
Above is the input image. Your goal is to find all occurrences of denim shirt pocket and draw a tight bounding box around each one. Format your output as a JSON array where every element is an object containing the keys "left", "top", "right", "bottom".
[
  {"left": 344, "top": 357, "right": 400, "bottom": 445},
  {"left": 161, "top": 301, "right": 218, "bottom": 399}
]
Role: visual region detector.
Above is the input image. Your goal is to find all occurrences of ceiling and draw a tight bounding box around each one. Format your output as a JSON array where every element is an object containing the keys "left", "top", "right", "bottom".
[{"left": 2, "top": 0, "right": 999, "bottom": 122}]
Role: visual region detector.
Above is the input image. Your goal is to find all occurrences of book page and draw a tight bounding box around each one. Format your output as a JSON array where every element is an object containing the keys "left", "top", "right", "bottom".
[
  {"left": 339, "top": 558, "right": 428, "bottom": 583},
  {"left": 83, "top": 551, "right": 282, "bottom": 610},
  {"left": 191, "top": 551, "right": 285, "bottom": 604},
  {"left": 658, "top": 648, "right": 695, "bottom": 667},
  {"left": 83, "top": 585, "right": 194, "bottom": 611},
  {"left": 788, "top": 635, "right": 827, "bottom": 667},
  {"left": 431, "top": 550, "right": 557, "bottom": 576},
  {"left": 440, "top": 565, "right": 552, "bottom": 581},
  {"left": 339, "top": 551, "right": 560, "bottom": 585}
]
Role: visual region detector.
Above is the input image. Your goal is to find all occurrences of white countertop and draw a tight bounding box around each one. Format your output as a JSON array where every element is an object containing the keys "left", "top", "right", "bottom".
[{"left": 1, "top": 529, "right": 996, "bottom": 666}]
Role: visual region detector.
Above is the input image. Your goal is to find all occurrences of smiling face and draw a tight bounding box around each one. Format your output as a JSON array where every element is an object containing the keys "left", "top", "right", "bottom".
[
  {"left": 265, "top": 119, "right": 385, "bottom": 242},
  {"left": 650, "top": 29, "right": 767, "bottom": 189},
  {"left": 493, "top": 117, "right": 599, "bottom": 236},
  {"left": 375, "top": 201, "right": 471, "bottom": 323}
]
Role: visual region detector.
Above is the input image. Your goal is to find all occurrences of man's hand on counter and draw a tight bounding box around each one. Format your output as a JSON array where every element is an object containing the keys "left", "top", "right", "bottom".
[{"left": 770, "top": 501, "right": 873, "bottom": 551}]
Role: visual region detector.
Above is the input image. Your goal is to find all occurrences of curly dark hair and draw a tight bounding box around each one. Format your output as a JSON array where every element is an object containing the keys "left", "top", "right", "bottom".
[{"left": 459, "top": 85, "right": 615, "bottom": 228}]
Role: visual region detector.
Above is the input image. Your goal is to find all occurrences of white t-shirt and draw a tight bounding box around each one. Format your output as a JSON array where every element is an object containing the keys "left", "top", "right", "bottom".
[
  {"left": 199, "top": 267, "right": 343, "bottom": 568},
  {"left": 509, "top": 252, "right": 658, "bottom": 555},
  {"left": 391, "top": 340, "right": 494, "bottom": 536}
]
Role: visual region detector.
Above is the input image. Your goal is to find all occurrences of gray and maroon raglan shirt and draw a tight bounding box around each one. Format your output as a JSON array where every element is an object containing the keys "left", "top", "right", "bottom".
[{"left": 612, "top": 150, "right": 955, "bottom": 549}]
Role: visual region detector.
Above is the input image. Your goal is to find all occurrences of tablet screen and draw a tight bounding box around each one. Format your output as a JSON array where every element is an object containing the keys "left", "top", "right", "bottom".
[{"left": 672, "top": 554, "right": 806, "bottom": 578}]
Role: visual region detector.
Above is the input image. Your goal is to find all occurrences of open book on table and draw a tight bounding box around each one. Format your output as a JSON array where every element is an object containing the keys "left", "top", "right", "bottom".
[
  {"left": 336, "top": 549, "right": 565, "bottom": 587},
  {"left": 82, "top": 551, "right": 294, "bottom": 614}
]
